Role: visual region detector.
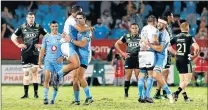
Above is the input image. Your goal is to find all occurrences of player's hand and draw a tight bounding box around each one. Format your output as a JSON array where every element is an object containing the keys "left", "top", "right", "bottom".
[
  {"left": 34, "top": 44, "right": 41, "bottom": 48},
  {"left": 61, "top": 32, "right": 67, "bottom": 38},
  {"left": 121, "top": 52, "right": 129, "bottom": 59},
  {"left": 90, "top": 27, "right": 95, "bottom": 31},
  {"left": 57, "top": 56, "right": 64, "bottom": 63},
  {"left": 17, "top": 44, "right": 27, "bottom": 49},
  {"left": 38, "top": 62, "right": 42, "bottom": 69},
  {"left": 64, "top": 34, "right": 71, "bottom": 42}
]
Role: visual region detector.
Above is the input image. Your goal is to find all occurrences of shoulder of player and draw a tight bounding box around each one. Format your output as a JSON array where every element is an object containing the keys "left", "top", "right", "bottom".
[{"left": 123, "top": 33, "right": 131, "bottom": 38}]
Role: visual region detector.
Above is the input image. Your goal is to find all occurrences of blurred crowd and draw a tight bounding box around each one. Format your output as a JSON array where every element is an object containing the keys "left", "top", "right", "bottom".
[{"left": 1, "top": 1, "right": 208, "bottom": 40}]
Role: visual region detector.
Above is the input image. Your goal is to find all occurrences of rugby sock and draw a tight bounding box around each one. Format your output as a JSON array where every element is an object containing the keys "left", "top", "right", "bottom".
[
  {"left": 163, "top": 90, "right": 167, "bottom": 96},
  {"left": 33, "top": 83, "right": 38, "bottom": 95},
  {"left": 175, "top": 87, "right": 182, "bottom": 96},
  {"left": 44, "top": 88, "right": 49, "bottom": 99},
  {"left": 51, "top": 89, "right": 58, "bottom": 101},
  {"left": 83, "top": 86, "right": 92, "bottom": 99},
  {"left": 74, "top": 91, "right": 80, "bottom": 102},
  {"left": 145, "top": 77, "right": 154, "bottom": 98},
  {"left": 124, "top": 81, "right": 130, "bottom": 94},
  {"left": 24, "top": 85, "right": 29, "bottom": 95},
  {"left": 138, "top": 78, "right": 145, "bottom": 98},
  {"left": 162, "top": 84, "right": 171, "bottom": 95},
  {"left": 182, "top": 92, "right": 188, "bottom": 100},
  {"left": 155, "top": 89, "right": 161, "bottom": 96},
  {"left": 57, "top": 70, "right": 64, "bottom": 80}
]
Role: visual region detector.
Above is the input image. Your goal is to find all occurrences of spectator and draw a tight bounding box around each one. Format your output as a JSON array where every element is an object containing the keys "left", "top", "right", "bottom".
[
  {"left": 100, "top": 1, "right": 111, "bottom": 17},
  {"left": 201, "top": 7, "right": 208, "bottom": 26},
  {"left": 196, "top": 21, "right": 208, "bottom": 39},
  {"left": 93, "top": 18, "right": 110, "bottom": 39},
  {"left": 101, "top": 9, "right": 113, "bottom": 29},
  {"left": 127, "top": 2, "right": 143, "bottom": 32},
  {"left": 1, "top": 6, "right": 14, "bottom": 27},
  {"left": 121, "top": 16, "right": 130, "bottom": 31},
  {"left": 109, "top": 23, "right": 128, "bottom": 39},
  {"left": 1, "top": 17, "right": 14, "bottom": 38},
  {"left": 141, "top": 2, "right": 152, "bottom": 20},
  {"left": 186, "top": 1, "right": 197, "bottom": 25}
]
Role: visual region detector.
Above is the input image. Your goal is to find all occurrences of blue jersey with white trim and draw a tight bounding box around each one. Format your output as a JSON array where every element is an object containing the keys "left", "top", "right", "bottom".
[
  {"left": 157, "top": 29, "right": 170, "bottom": 57},
  {"left": 41, "top": 33, "right": 62, "bottom": 60},
  {"left": 77, "top": 31, "right": 91, "bottom": 56}
]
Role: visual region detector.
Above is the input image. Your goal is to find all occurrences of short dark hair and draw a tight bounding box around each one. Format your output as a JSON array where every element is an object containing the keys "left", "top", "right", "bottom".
[
  {"left": 71, "top": 5, "right": 82, "bottom": 13},
  {"left": 147, "top": 15, "right": 157, "bottom": 23},
  {"left": 162, "top": 9, "right": 172, "bottom": 17},
  {"left": 50, "top": 20, "right": 58, "bottom": 25},
  {"left": 131, "top": 23, "right": 138, "bottom": 27},
  {"left": 76, "top": 12, "right": 86, "bottom": 19},
  {"left": 27, "top": 12, "right": 35, "bottom": 16}
]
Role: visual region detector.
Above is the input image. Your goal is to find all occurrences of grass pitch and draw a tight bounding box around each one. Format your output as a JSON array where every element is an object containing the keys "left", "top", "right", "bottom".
[{"left": 2, "top": 85, "right": 207, "bottom": 110}]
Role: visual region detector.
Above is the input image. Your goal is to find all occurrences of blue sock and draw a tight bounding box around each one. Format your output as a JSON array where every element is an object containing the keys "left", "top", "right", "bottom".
[
  {"left": 74, "top": 91, "right": 80, "bottom": 102},
  {"left": 83, "top": 86, "right": 92, "bottom": 99},
  {"left": 162, "top": 84, "right": 171, "bottom": 95},
  {"left": 44, "top": 88, "right": 49, "bottom": 99},
  {"left": 145, "top": 77, "right": 154, "bottom": 98},
  {"left": 57, "top": 70, "right": 64, "bottom": 80},
  {"left": 143, "top": 87, "right": 146, "bottom": 97},
  {"left": 138, "top": 78, "right": 145, "bottom": 98},
  {"left": 51, "top": 89, "right": 58, "bottom": 101}
]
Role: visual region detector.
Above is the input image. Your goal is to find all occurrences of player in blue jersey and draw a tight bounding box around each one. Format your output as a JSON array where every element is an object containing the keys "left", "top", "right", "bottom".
[
  {"left": 143, "top": 17, "right": 174, "bottom": 103},
  {"left": 58, "top": 5, "right": 95, "bottom": 105},
  {"left": 38, "top": 21, "right": 63, "bottom": 105},
  {"left": 63, "top": 12, "right": 93, "bottom": 105}
]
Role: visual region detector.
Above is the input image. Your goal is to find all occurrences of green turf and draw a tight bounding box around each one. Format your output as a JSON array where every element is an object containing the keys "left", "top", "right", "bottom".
[{"left": 2, "top": 85, "right": 207, "bottom": 110}]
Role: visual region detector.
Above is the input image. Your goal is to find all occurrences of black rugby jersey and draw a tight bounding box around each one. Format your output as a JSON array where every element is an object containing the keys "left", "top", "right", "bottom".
[
  {"left": 120, "top": 33, "right": 140, "bottom": 56},
  {"left": 14, "top": 23, "right": 47, "bottom": 55},
  {"left": 170, "top": 32, "right": 195, "bottom": 59}
]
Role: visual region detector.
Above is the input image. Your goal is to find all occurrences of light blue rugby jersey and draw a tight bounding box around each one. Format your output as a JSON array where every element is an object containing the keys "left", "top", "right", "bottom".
[
  {"left": 41, "top": 33, "right": 62, "bottom": 60},
  {"left": 77, "top": 31, "right": 91, "bottom": 56},
  {"left": 157, "top": 29, "right": 170, "bottom": 57}
]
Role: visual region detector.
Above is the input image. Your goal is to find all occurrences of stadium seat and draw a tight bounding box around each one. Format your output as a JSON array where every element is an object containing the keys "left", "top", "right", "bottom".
[
  {"left": 90, "top": 60, "right": 106, "bottom": 86},
  {"left": 38, "top": 5, "right": 49, "bottom": 13},
  {"left": 50, "top": 5, "right": 62, "bottom": 12},
  {"left": 196, "top": 14, "right": 201, "bottom": 21}
]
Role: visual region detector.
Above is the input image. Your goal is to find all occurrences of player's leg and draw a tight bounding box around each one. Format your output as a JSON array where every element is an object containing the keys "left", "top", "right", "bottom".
[
  {"left": 21, "top": 64, "right": 31, "bottom": 98},
  {"left": 78, "top": 65, "right": 93, "bottom": 105},
  {"left": 161, "top": 68, "right": 169, "bottom": 99},
  {"left": 124, "top": 69, "right": 133, "bottom": 97},
  {"left": 69, "top": 69, "right": 80, "bottom": 105},
  {"left": 21, "top": 54, "right": 30, "bottom": 99},
  {"left": 137, "top": 69, "right": 146, "bottom": 103},
  {"left": 134, "top": 69, "right": 140, "bottom": 81},
  {"left": 31, "top": 55, "right": 40, "bottom": 98},
  {"left": 145, "top": 70, "right": 154, "bottom": 103},
  {"left": 58, "top": 45, "right": 80, "bottom": 80}
]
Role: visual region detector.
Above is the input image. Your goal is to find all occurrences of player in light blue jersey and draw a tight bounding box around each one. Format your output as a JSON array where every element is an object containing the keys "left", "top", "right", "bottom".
[
  {"left": 64, "top": 12, "right": 93, "bottom": 105},
  {"left": 143, "top": 17, "right": 175, "bottom": 103},
  {"left": 38, "top": 21, "right": 63, "bottom": 105},
  {"left": 58, "top": 5, "right": 95, "bottom": 105}
]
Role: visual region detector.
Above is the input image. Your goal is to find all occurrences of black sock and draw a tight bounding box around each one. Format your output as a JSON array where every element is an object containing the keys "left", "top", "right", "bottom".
[
  {"left": 175, "top": 87, "right": 182, "bottom": 96},
  {"left": 24, "top": 85, "right": 29, "bottom": 95},
  {"left": 33, "top": 83, "right": 38, "bottom": 95},
  {"left": 163, "top": 90, "right": 167, "bottom": 95},
  {"left": 124, "top": 81, "right": 130, "bottom": 94},
  {"left": 155, "top": 89, "right": 161, "bottom": 96},
  {"left": 182, "top": 92, "right": 188, "bottom": 100}
]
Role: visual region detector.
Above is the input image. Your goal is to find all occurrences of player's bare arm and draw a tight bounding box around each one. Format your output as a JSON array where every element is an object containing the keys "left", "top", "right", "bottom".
[
  {"left": 11, "top": 34, "right": 27, "bottom": 49},
  {"left": 115, "top": 39, "right": 129, "bottom": 58},
  {"left": 38, "top": 47, "right": 45, "bottom": 69}
]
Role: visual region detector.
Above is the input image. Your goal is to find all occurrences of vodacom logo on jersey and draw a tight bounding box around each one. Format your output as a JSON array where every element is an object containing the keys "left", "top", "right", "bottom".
[{"left": 51, "top": 46, "right": 57, "bottom": 51}]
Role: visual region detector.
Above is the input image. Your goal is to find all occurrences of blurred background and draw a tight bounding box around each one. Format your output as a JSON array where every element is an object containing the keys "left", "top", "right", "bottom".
[{"left": 1, "top": 1, "right": 208, "bottom": 86}]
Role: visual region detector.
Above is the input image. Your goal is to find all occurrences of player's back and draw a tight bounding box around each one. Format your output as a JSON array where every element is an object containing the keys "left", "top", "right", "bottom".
[
  {"left": 43, "top": 33, "right": 62, "bottom": 60},
  {"left": 77, "top": 31, "right": 91, "bottom": 56},
  {"left": 64, "top": 15, "right": 78, "bottom": 40},
  {"left": 174, "top": 32, "right": 193, "bottom": 58},
  {"left": 141, "top": 25, "right": 159, "bottom": 44}
]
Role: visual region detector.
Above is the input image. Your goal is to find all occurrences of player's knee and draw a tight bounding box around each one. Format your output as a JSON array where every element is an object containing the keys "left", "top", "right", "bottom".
[{"left": 23, "top": 67, "right": 30, "bottom": 80}]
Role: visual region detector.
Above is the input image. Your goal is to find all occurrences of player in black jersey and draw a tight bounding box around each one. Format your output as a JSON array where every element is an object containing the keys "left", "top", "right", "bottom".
[
  {"left": 170, "top": 22, "right": 199, "bottom": 102},
  {"left": 11, "top": 12, "right": 47, "bottom": 99},
  {"left": 115, "top": 23, "right": 140, "bottom": 98}
]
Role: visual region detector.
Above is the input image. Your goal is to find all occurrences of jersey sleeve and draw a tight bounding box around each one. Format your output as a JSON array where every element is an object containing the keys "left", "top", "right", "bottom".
[
  {"left": 39, "top": 25, "right": 47, "bottom": 36},
  {"left": 120, "top": 35, "right": 126, "bottom": 43},
  {"left": 152, "top": 29, "right": 159, "bottom": 37},
  {"left": 14, "top": 26, "right": 22, "bottom": 36},
  {"left": 41, "top": 36, "right": 47, "bottom": 49},
  {"left": 82, "top": 32, "right": 91, "bottom": 41}
]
